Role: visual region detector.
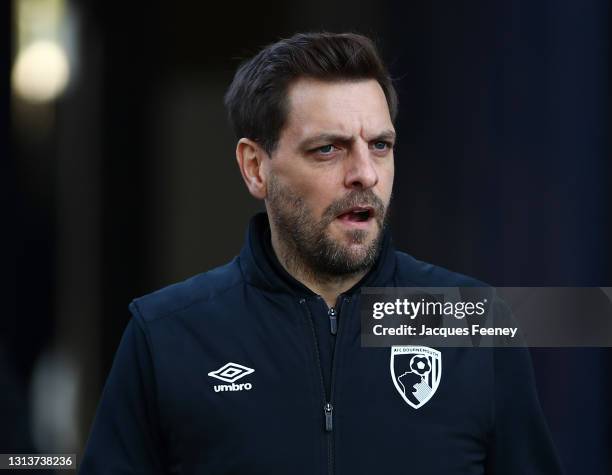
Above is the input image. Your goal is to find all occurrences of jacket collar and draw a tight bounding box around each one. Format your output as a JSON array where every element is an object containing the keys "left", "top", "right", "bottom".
[{"left": 239, "top": 212, "right": 396, "bottom": 297}]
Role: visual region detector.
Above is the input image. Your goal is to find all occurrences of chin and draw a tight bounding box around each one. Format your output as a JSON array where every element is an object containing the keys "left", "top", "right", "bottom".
[
  {"left": 343, "top": 227, "right": 376, "bottom": 244},
  {"left": 338, "top": 232, "right": 377, "bottom": 259}
]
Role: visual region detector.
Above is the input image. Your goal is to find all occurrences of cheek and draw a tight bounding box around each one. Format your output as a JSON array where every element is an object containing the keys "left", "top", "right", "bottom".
[
  {"left": 379, "top": 164, "right": 394, "bottom": 200},
  {"left": 274, "top": 178, "right": 329, "bottom": 218},
  {"left": 289, "top": 168, "right": 339, "bottom": 200}
]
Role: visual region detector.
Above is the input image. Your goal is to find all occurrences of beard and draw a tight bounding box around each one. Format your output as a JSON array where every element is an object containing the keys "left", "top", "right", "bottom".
[{"left": 266, "top": 174, "right": 389, "bottom": 281}]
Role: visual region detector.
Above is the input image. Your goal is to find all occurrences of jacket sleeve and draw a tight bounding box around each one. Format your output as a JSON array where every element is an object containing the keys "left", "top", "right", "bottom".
[
  {"left": 486, "top": 346, "right": 564, "bottom": 474},
  {"left": 79, "top": 309, "right": 166, "bottom": 474}
]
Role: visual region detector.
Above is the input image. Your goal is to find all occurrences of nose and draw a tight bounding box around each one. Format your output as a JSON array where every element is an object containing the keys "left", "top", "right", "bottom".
[{"left": 343, "top": 141, "right": 378, "bottom": 190}]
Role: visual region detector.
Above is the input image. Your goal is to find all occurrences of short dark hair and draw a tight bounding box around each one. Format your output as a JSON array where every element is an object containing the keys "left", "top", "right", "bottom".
[{"left": 224, "top": 32, "right": 398, "bottom": 155}]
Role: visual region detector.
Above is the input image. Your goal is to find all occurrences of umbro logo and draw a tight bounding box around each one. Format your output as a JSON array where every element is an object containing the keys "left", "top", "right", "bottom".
[{"left": 208, "top": 362, "right": 254, "bottom": 392}]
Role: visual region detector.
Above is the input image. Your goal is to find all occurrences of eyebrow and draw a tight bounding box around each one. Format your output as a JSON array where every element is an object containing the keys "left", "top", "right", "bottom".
[
  {"left": 298, "top": 129, "right": 397, "bottom": 151},
  {"left": 298, "top": 133, "right": 353, "bottom": 151},
  {"left": 370, "top": 129, "right": 397, "bottom": 143}
]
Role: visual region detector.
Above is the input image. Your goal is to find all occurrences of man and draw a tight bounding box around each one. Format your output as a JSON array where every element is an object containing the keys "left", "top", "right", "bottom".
[{"left": 80, "top": 33, "right": 562, "bottom": 474}]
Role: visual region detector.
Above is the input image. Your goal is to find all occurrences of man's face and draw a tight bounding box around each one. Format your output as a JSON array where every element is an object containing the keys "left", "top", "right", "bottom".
[{"left": 263, "top": 78, "right": 395, "bottom": 278}]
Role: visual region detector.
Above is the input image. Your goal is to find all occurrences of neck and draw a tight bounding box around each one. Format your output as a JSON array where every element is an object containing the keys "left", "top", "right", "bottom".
[{"left": 269, "top": 229, "right": 368, "bottom": 309}]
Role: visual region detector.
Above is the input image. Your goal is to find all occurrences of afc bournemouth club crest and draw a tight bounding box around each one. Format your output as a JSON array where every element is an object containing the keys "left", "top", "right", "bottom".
[{"left": 390, "top": 346, "right": 442, "bottom": 409}]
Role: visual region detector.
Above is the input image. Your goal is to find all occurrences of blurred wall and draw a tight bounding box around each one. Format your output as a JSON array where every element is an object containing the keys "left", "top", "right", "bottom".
[{"left": 387, "top": 3, "right": 611, "bottom": 473}]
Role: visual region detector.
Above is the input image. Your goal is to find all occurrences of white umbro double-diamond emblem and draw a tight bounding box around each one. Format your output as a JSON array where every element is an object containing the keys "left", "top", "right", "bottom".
[{"left": 208, "top": 362, "right": 255, "bottom": 392}]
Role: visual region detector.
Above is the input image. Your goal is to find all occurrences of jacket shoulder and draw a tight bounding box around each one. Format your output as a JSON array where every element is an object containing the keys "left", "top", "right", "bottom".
[
  {"left": 393, "top": 250, "right": 486, "bottom": 287},
  {"left": 130, "top": 256, "right": 244, "bottom": 322}
]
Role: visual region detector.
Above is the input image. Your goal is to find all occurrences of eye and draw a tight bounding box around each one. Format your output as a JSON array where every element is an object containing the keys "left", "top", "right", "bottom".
[
  {"left": 315, "top": 144, "right": 338, "bottom": 155},
  {"left": 372, "top": 141, "right": 392, "bottom": 151}
]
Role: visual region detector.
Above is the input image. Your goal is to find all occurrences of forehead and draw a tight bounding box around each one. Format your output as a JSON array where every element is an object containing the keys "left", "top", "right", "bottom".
[{"left": 282, "top": 78, "right": 394, "bottom": 142}]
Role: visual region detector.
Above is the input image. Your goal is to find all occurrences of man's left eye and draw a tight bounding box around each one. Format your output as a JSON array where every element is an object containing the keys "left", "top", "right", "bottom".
[{"left": 372, "top": 141, "right": 390, "bottom": 151}]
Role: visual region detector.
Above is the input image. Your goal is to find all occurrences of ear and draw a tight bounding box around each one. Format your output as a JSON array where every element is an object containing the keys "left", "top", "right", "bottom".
[{"left": 236, "top": 138, "right": 269, "bottom": 200}]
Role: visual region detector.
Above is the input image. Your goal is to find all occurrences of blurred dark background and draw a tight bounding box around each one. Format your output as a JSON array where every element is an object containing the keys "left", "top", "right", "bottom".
[{"left": 7, "top": 0, "right": 612, "bottom": 473}]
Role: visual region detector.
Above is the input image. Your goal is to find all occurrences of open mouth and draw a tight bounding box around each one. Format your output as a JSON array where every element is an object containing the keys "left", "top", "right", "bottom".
[{"left": 336, "top": 206, "right": 374, "bottom": 223}]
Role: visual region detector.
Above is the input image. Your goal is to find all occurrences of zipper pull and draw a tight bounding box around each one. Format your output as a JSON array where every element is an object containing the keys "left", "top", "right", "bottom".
[
  {"left": 324, "top": 402, "right": 334, "bottom": 432},
  {"left": 328, "top": 307, "right": 338, "bottom": 335}
]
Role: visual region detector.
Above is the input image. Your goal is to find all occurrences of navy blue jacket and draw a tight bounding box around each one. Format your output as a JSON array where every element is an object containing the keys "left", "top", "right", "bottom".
[{"left": 80, "top": 213, "right": 562, "bottom": 474}]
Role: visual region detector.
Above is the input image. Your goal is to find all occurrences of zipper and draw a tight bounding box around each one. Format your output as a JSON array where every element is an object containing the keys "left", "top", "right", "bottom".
[
  {"left": 326, "top": 294, "right": 347, "bottom": 475},
  {"left": 324, "top": 402, "right": 334, "bottom": 431},
  {"left": 300, "top": 294, "right": 349, "bottom": 475},
  {"left": 301, "top": 299, "right": 333, "bottom": 474},
  {"left": 328, "top": 307, "right": 338, "bottom": 335}
]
